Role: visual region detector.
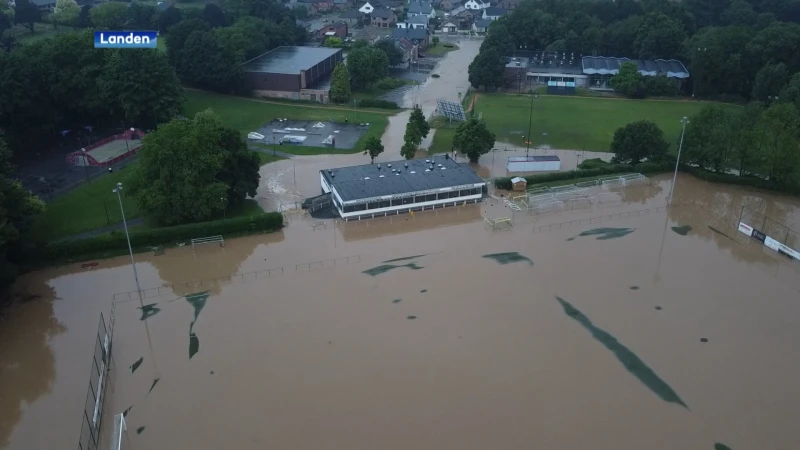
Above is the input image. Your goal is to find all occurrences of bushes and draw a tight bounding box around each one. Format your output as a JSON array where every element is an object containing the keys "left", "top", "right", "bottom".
[
  {"left": 29, "top": 212, "right": 283, "bottom": 263},
  {"left": 375, "top": 78, "right": 406, "bottom": 91},
  {"left": 357, "top": 98, "right": 399, "bottom": 109},
  {"left": 681, "top": 166, "right": 800, "bottom": 195}
]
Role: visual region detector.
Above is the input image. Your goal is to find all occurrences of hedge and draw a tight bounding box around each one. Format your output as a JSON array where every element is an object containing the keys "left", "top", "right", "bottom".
[
  {"left": 681, "top": 166, "right": 800, "bottom": 195},
  {"left": 357, "top": 98, "right": 399, "bottom": 109},
  {"left": 29, "top": 212, "right": 284, "bottom": 263},
  {"left": 493, "top": 159, "right": 677, "bottom": 190}
]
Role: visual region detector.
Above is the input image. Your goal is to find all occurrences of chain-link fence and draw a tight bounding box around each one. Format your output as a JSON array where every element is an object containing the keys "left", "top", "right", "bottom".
[
  {"left": 77, "top": 306, "right": 116, "bottom": 450},
  {"left": 739, "top": 206, "right": 799, "bottom": 250}
]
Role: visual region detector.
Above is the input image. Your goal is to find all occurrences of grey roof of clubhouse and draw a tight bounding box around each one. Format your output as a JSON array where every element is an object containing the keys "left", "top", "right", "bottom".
[
  {"left": 243, "top": 46, "right": 341, "bottom": 74},
  {"left": 582, "top": 56, "right": 690, "bottom": 78},
  {"left": 322, "top": 155, "right": 485, "bottom": 202}
]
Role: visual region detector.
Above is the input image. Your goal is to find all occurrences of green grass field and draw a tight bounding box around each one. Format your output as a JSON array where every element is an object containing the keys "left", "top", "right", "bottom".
[
  {"left": 426, "top": 42, "right": 459, "bottom": 56},
  {"left": 183, "top": 90, "right": 391, "bottom": 155},
  {"left": 430, "top": 94, "right": 741, "bottom": 153},
  {"left": 32, "top": 150, "right": 278, "bottom": 241},
  {"left": 9, "top": 23, "right": 77, "bottom": 44}
]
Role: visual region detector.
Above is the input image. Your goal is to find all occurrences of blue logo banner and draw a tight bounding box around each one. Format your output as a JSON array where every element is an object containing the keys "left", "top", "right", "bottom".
[{"left": 94, "top": 31, "right": 158, "bottom": 49}]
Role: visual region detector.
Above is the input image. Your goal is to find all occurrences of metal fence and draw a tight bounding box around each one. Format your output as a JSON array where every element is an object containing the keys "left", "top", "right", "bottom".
[
  {"left": 112, "top": 255, "right": 362, "bottom": 303},
  {"left": 739, "top": 206, "right": 799, "bottom": 250},
  {"left": 77, "top": 305, "right": 116, "bottom": 450}
]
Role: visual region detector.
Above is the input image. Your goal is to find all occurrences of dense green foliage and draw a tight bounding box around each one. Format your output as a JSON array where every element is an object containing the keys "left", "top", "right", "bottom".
[
  {"left": 0, "top": 29, "right": 184, "bottom": 156},
  {"left": 374, "top": 39, "right": 404, "bottom": 67},
  {"left": 126, "top": 110, "right": 260, "bottom": 225},
  {"left": 356, "top": 98, "right": 399, "bottom": 109},
  {"left": 493, "top": 160, "right": 674, "bottom": 189},
  {"left": 470, "top": 0, "right": 800, "bottom": 99},
  {"left": 30, "top": 212, "right": 284, "bottom": 264},
  {"left": 610, "top": 120, "right": 669, "bottom": 164},
  {"left": 0, "top": 134, "right": 46, "bottom": 298},
  {"left": 329, "top": 63, "right": 351, "bottom": 103},
  {"left": 346, "top": 46, "right": 389, "bottom": 88},
  {"left": 363, "top": 136, "right": 384, "bottom": 164},
  {"left": 453, "top": 118, "right": 496, "bottom": 163}
]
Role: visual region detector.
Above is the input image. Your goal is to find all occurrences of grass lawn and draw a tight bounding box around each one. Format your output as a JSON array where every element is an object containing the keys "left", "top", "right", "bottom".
[
  {"left": 184, "top": 90, "right": 392, "bottom": 155},
  {"left": 30, "top": 169, "right": 141, "bottom": 242},
  {"left": 426, "top": 42, "right": 459, "bottom": 56},
  {"left": 254, "top": 151, "right": 285, "bottom": 165},
  {"left": 157, "top": 36, "right": 167, "bottom": 53},
  {"left": 430, "top": 94, "right": 741, "bottom": 153}
]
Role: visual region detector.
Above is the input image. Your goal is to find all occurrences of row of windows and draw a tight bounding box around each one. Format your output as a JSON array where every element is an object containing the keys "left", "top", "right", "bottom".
[{"left": 340, "top": 188, "right": 481, "bottom": 214}]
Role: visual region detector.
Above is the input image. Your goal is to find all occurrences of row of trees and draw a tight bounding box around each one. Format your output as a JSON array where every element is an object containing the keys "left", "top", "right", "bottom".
[
  {"left": 0, "top": 29, "right": 184, "bottom": 157},
  {"left": 468, "top": 0, "right": 800, "bottom": 99}
]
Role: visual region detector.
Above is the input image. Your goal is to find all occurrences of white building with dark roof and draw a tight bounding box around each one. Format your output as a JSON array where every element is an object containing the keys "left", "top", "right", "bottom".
[{"left": 319, "top": 155, "right": 486, "bottom": 220}]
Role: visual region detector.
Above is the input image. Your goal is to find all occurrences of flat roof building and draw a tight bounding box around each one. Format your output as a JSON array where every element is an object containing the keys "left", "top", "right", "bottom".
[
  {"left": 243, "top": 46, "right": 344, "bottom": 104},
  {"left": 319, "top": 155, "right": 486, "bottom": 220}
]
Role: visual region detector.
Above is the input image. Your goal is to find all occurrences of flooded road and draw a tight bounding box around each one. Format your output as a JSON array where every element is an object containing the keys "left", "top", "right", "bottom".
[{"left": 3, "top": 174, "right": 800, "bottom": 450}]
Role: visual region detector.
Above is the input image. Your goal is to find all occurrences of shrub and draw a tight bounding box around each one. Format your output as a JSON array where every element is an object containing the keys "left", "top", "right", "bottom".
[
  {"left": 431, "top": 73, "right": 440, "bottom": 78},
  {"left": 29, "top": 212, "right": 283, "bottom": 263},
  {"left": 375, "top": 78, "right": 406, "bottom": 91},
  {"left": 357, "top": 98, "right": 399, "bottom": 109},
  {"left": 577, "top": 158, "right": 608, "bottom": 170}
]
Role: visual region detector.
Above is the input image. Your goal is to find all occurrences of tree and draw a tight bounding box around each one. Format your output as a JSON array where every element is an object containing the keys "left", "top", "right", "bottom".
[
  {"left": 374, "top": 39, "right": 403, "bottom": 66},
  {"left": 609, "top": 61, "right": 645, "bottom": 97},
  {"left": 0, "top": 7, "right": 13, "bottom": 37},
  {"left": 409, "top": 107, "right": 429, "bottom": 140},
  {"left": 165, "top": 18, "right": 210, "bottom": 65},
  {"left": 633, "top": 13, "right": 686, "bottom": 59},
  {"left": 14, "top": 0, "right": 41, "bottom": 34},
  {"left": 126, "top": 110, "right": 260, "bottom": 225},
  {"left": 126, "top": 2, "right": 157, "bottom": 29},
  {"left": 177, "top": 30, "right": 243, "bottom": 92},
  {"left": 722, "top": 0, "right": 757, "bottom": 25},
  {"left": 89, "top": 2, "right": 129, "bottom": 29},
  {"left": 432, "top": 36, "right": 439, "bottom": 46},
  {"left": 0, "top": 132, "right": 45, "bottom": 295},
  {"left": 323, "top": 36, "right": 343, "bottom": 47},
  {"left": 158, "top": 6, "right": 182, "bottom": 33},
  {"left": 610, "top": 120, "right": 669, "bottom": 165},
  {"left": 468, "top": 47, "right": 504, "bottom": 91},
  {"left": 779, "top": 72, "right": 800, "bottom": 110},
  {"left": 346, "top": 46, "right": 388, "bottom": 88},
  {"left": 201, "top": 3, "right": 227, "bottom": 27},
  {"left": 363, "top": 136, "right": 384, "bottom": 163},
  {"left": 292, "top": 4, "right": 308, "bottom": 19},
  {"left": 755, "top": 102, "right": 800, "bottom": 183},
  {"left": 75, "top": 5, "right": 91, "bottom": 28},
  {"left": 53, "top": 0, "right": 80, "bottom": 27},
  {"left": 400, "top": 140, "right": 417, "bottom": 160},
  {"left": 329, "top": 63, "right": 351, "bottom": 103},
  {"left": 453, "top": 118, "right": 495, "bottom": 163},
  {"left": 752, "top": 62, "right": 789, "bottom": 100},
  {"left": 682, "top": 104, "right": 738, "bottom": 171},
  {"left": 213, "top": 17, "right": 270, "bottom": 61},
  {"left": 401, "top": 120, "right": 421, "bottom": 160},
  {"left": 99, "top": 49, "right": 184, "bottom": 128}
]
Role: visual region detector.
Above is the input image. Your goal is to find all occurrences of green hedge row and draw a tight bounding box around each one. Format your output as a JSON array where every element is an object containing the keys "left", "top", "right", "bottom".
[
  {"left": 682, "top": 166, "right": 800, "bottom": 195},
  {"left": 29, "top": 212, "right": 284, "bottom": 263},
  {"left": 493, "top": 160, "right": 674, "bottom": 190},
  {"left": 357, "top": 98, "right": 399, "bottom": 109}
]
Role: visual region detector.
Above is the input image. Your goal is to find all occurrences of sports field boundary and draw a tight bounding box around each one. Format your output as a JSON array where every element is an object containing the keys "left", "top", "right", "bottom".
[
  {"left": 184, "top": 89, "right": 399, "bottom": 115},
  {"left": 481, "top": 92, "right": 744, "bottom": 106}
]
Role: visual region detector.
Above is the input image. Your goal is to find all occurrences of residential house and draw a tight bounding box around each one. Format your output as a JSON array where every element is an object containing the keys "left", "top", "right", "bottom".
[
  {"left": 433, "top": 0, "right": 456, "bottom": 11},
  {"left": 391, "top": 27, "right": 429, "bottom": 49},
  {"left": 396, "top": 14, "right": 428, "bottom": 29},
  {"left": 156, "top": 1, "right": 172, "bottom": 12},
  {"left": 339, "top": 9, "right": 365, "bottom": 23},
  {"left": 371, "top": 7, "right": 397, "bottom": 27},
  {"left": 333, "top": 0, "right": 352, "bottom": 10},
  {"left": 407, "top": 1, "right": 436, "bottom": 20},
  {"left": 317, "top": 21, "right": 349, "bottom": 39},
  {"left": 359, "top": 1, "right": 376, "bottom": 13},
  {"left": 6, "top": 0, "right": 15, "bottom": 6},
  {"left": 496, "top": 0, "right": 520, "bottom": 9},
  {"left": 464, "top": 0, "right": 489, "bottom": 10},
  {"left": 482, "top": 6, "right": 505, "bottom": 20},
  {"left": 449, "top": 6, "right": 474, "bottom": 20},
  {"left": 30, "top": 0, "right": 57, "bottom": 10},
  {"left": 385, "top": 37, "right": 418, "bottom": 68},
  {"left": 472, "top": 18, "right": 491, "bottom": 32},
  {"left": 441, "top": 20, "right": 458, "bottom": 32},
  {"left": 298, "top": 0, "right": 334, "bottom": 14}
]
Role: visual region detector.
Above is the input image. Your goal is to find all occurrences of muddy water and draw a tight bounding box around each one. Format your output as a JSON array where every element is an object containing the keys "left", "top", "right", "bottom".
[{"left": 4, "top": 174, "right": 800, "bottom": 450}]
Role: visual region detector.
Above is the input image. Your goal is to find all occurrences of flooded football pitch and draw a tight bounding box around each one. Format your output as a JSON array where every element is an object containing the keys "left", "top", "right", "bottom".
[{"left": 2, "top": 173, "right": 800, "bottom": 450}]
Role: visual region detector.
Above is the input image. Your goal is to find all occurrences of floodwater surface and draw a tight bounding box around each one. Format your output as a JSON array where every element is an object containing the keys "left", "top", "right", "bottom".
[{"left": 2, "top": 173, "right": 800, "bottom": 450}]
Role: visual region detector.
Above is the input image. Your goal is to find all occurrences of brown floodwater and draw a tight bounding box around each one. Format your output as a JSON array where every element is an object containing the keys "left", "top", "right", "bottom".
[{"left": 3, "top": 173, "right": 800, "bottom": 450}]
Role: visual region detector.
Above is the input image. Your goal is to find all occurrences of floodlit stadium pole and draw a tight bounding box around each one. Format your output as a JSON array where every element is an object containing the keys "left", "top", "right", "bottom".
[
  {"left": 669, "top": 117, "right": 690, "bottom": 206},
  {"left": 112, "top": 182, "right": 142, "bottom": 296},
  {"left": 525, "top": 94, "right": 534, "bottom": 157}
]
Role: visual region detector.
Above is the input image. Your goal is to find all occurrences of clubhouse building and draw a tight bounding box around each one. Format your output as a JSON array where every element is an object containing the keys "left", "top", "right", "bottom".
[{"left": 319, "top": 155, "right": 486, "bottom": 220}]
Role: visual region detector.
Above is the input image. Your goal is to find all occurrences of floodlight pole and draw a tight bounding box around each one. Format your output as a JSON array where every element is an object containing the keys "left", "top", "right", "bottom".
[
  {"left": 525, "top": 93, "right": 534, "bottom": 157},
  {"left": 80, "top": 148, "right": 91, "bottom": 183},
  {"left": 669, "top": 116, "right": 690, "bottom": 206},
  {"left": 113, "top": 182, "right": 142, "bottom": 296}
]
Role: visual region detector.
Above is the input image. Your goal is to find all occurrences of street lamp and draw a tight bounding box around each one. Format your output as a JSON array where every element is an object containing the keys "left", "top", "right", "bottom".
[
  {"left": 80, "top": 148, "right": 91, "bottom": 183},
  {"left": 112, "top": 182, "right": 142, "bottom": 295},
  {"left": 691, "top": 47, "right": 707, "bottom": 98},
  {"left": 669, "top": 116, "right": 690, "bottom": 206},
  {"left": 221, "top": 197, "right": 227, "bottom": 219},
  {"left": 525, "top": 93, "right": 535, "bottom": 157}
]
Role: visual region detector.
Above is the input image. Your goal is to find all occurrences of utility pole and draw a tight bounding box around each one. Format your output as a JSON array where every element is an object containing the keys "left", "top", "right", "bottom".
[{"left": 669, "top": 116, "right": 690, "bottom": 206}]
